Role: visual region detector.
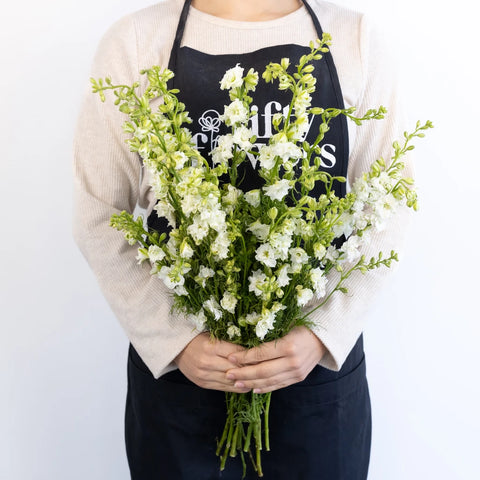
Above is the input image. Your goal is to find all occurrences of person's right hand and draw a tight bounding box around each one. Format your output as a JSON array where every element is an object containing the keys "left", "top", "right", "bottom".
[{"left": 174, "top": 333, "right": 250, "bottom": 392}]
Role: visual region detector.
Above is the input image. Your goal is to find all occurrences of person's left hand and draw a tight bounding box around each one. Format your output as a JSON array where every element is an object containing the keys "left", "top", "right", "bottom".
[{"left": 225, "top": 326, "right": 327, "bottom": 394}]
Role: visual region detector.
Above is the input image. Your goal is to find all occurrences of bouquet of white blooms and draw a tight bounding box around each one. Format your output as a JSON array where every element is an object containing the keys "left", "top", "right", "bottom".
[{"left": 91, "top": 35, "right": 431, "bottom": 477}]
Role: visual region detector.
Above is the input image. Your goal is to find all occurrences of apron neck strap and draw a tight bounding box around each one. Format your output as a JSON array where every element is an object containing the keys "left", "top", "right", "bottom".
[{"left": 168, "top": 0, "right": 193, "bottom": 72}]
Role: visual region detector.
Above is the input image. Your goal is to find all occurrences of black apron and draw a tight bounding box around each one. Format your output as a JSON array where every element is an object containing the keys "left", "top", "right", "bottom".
[{"left": 126, "top": 1, "right": 371, "bottom": 478}]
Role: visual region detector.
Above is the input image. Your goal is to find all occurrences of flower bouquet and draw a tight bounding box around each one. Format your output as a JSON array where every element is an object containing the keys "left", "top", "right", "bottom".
[{"left": 91, "top": 35, "right": 431, "bottom": 477}]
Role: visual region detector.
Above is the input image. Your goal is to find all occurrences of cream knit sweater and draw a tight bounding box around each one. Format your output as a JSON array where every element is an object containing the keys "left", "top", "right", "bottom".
[{"left": 73, "top": 0, "right": 412, "bottom": 379}]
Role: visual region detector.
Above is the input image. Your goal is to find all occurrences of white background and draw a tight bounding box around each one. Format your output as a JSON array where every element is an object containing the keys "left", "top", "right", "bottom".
[{"left": 1, "top": 0, "right": 478, "bottom": 479}]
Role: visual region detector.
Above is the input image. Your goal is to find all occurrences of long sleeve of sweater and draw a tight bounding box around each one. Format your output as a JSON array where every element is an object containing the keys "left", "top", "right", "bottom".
[
  {"left": 73, "top": 0, "right": 413, "bottom": 377},
  {"left": 73, "top": 5, "right": 199, "bottom": 378}
]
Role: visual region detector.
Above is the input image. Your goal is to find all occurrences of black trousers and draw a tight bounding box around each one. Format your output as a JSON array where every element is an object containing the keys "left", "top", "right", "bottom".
[{"left": 125, "top": 335, "right": 371, "bottom": 480}]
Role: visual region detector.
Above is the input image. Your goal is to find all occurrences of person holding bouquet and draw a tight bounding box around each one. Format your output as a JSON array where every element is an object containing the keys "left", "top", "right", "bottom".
[{"left": 74, "top": 0, "right": 412, "bottom": 478}]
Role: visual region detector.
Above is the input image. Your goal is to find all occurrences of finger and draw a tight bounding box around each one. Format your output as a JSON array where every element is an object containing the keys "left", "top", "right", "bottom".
[
  {"left": 214, "top": 340, "right": 246, "bottom": 359},
  {"left": 228, "top": 341, "right": 285, "bottom": 366},
  {"left": 234, "top": 371, "right": 302, "bottom": 394},
  {"left": 226, "top": 357, "right": 292, "bottom": 383}
]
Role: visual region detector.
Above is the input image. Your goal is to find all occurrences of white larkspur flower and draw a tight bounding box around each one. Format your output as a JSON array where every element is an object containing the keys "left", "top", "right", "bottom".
[
  {"left": 313, "top": 243, "right": 327, "bottom": 260},
  {"left": 195, "top": 265, "right": 215, "bottom": 287},
  {"left": 147, "top": 245, "right": 166, "bottom": 263},
  {"left": 154, "top": 201, "right": 176, "bottom": 228},
  {"left": 244, "top": 189, "right": 261, "bottom": 207},
  {"left": 248, "top": 270, "right": 267, "bottom": 297},
  {"left": 254, "top": 304, "right": 286, "bottom": 340},
  {"left": 211, "top": 230, "right": 230, "bottom": 260},
  {"left": 340, "top": 235, "right": 362, "bottom": 263},
  {"left": 203, "top": 297, "right": 223, "bottom": 321},
  {"left": 220, "top": 291, "right": 238, "bottom": 314},
  {"left": 263, "top": 179, "right": 292, "bottom": 201},
  {"left": 271, "top": 140, "right": 302, "bottom": 163},
  {"left": 187, "top": 217, "right": 209, "bottom": 244},
  {"left": 179, "top": 240, "right": 194, "bottom": 259},
  {"left": 166, "top": 236, "right": 179, "bottom": 257},
  {"left": 255, "top": 319, "right": 271, "bottom": 340},
  {"left": 247, "top": 220, "right": 270, "bottom": 241},
  {"left": 174, "top": 285, "right": 188, "bottom": 296},
  {"left": 136, "top": 248, "right": 149, "bottom": 264},
  {"left": 200, "top": 206, "right": 226, "bottom": 232},
  {"left": 220, "top": 64, "right": 244, "bottom": 90},
  {"left": 223, "top": 185, "right": 242, "bottom": 211},
  {"left": 310, "top": 267, "right": 328, "bottom": 299},
  {"left": 172, "top": 151, "right": 188, "bottom": 170},
  {"left": 258, "top": 145, "right": 277, "bottom": 170},
  {"left": 180, "top": 193, "right": 202, "bottom": 216},
  {"left": 296, "top": 286, "right": 314, "bottom": 307},
  {"left": 276, "top": 264, "right": 291, "bottom": 287},
  {"left": 255, "top": 243, "right": 278, "bottom": 268},
  {"left": 188, "top": 310, "right": 207, "bottom": 331},
  {"left": 290, "top": 247, "right": 309, "bottom": 265},
  {"left": 211, "top": 134, "right": 234, "bottom": 165},
  {"left": 227, "top": 324, "right": 241, "bottom": 340},
  {"left": 232, "top": 125, "right": 253, "bottom": 150},
  {"left": 221, "top": 99, "right": 249, "bottom": 126},
  {"left": 332, "top": 212, "right": 354, "bottom": 239},
  {"left": 324, "top": 245, "right": 340, "bottom": 263},
  {"left": 269, "top": 232, "right": 292, "bottom": 260},
  {"left": 158, "top": 265, "right": 184, "bottom": 290},
  {"left": 242, "top": 311, "right": 260, "bottom": 326}
]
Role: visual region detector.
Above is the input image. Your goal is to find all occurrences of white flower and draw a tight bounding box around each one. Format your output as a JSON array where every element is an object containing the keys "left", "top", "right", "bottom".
[
  {"left": 188, "top": 310, "right": 207, "bottom": 331},
  {"left": 203, "top": 297, "right": 223, "bottom": 321},
  {"left": 247, "top": 220, "right": 270, "bottom": 241},
  {"left": 263, "top": 179, "right": 292, "bottom": 201},
  {"left": 332, "top": 213, "right": 354, "bottom": 239},
  {"left": 195, "top": 265, "right": 215, "bottom": 287},
  {"left": 187, "top": 217, "right": 209, "bottom": 244},
  {"left": 158, "top": 265, "right": 184, "bottom": 290},
  {"left": 154, "top": 201, "right": 176, "bottom": 228},
  {"left": 289, "top": 247, "right": 309, "bottom": 265},
  {"left": 180, "top": 193, "right": 202, "bottom": 216},
  {"left": 179, "top": 240, "right": 194, "bottom": 259},
  {"left": 258, "top": 145, "right": 277, "bottom": 170},
  {"left": 248, "top": 270, "right": 267, "bottom": 297},
  {"left": 271, "top": 140, "right": 302, "bottom": 163},
  {"left": 227, "top": 324, "right": 241, "bottom": 340},
  {"left": 172, "top": 151, "right": 188, "bottom": 170},
  {"left": 243, "top": 311, "right": 260, "bottom": 326},
  {"left": 222, "top": 185, "right": 242, "bottom": 211},
  {"left": 296, "top": 286, "right": 314, "bottom": 307},
  {"left": 211, "top": 134, "right": 234, "bottom": 165},
  {"left": 269, "top": 232, "right": 292, "bottom": 260},
  {"left": 200, "top": 206, "right": 226, "bottom": 232},
  {"left": 221, "top": 99, "right": 249, "bottom": 126},
  {"left": 211, "top": 230, "right": 231, "bottom": 260},
  {"left": 340, "top": 235, "right": 362, "bottom": 263},
  {"left": 324, "top": 245, "right": 340, "bottom": 263},
  {"left": 220, "top": 64, "right": 244, "bottom": 90},
  {"left": 254, "top": 304, "right": 286, "bottom": 340},
  {"left": 313, "top": 243, "right": 326, "bottom": 260},
  {"left": 255, "top": 319, "right": 271, "bottom": 340},
  {"left": 310, "top": 268, "right": 328, "bottom": 299},
  {"left": 276, "top": 264, "right": 291, "bottom": 287},
  {"left": 294, "top": 89, "right": 312, "bottom": 115},
  {"left": 148, "top": 245, "right": 166, "bottom": 263},
  {"left": 244, "top": 189, "right": 261, "bottom": 207},
  {"left": 255, "top": 243, "right": 278, "bottom": 268},
  {"left": 136, "top": 248, "right": 149, "bottom": 264},
  {"left": 220, "top": 291, "right": 238, "bottom": 314},
  {"left": 232, "top": 125, "right": 253, "bottom": 150},
  {"left": 174, "top": 285, "right": 188, "bottom": 296}
]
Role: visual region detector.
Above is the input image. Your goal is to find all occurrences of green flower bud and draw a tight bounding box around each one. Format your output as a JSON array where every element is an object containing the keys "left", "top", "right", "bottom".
[{"left": 268, "top": 207, "right": 278, "bottom": 221}]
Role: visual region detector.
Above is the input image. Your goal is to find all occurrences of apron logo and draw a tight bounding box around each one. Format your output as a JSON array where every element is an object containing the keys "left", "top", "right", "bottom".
[{"left": 193, "top": 101, "right": 337, "bottom": 170}]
